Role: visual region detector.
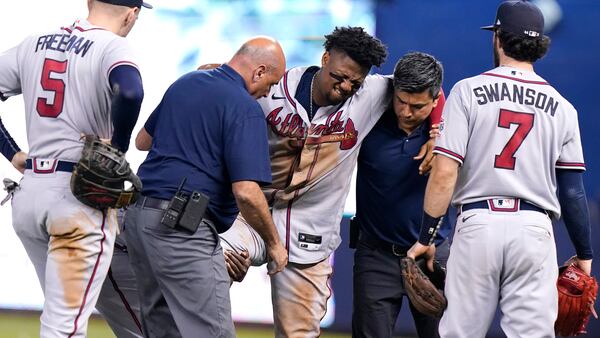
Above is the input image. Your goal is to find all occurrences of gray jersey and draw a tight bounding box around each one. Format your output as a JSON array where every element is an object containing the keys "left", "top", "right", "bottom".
[
  {"left": 259, "top": 67, "right": 391, "bottom": 263},
  {"left": 0, "top": 19, "right": 139, "bottom": 161},
  {"left": 434, "top": 66, "right": 585, "bottom": 217}
]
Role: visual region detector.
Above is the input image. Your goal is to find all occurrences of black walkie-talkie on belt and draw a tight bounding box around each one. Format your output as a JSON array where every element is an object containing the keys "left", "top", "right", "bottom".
[
  {"left": 160, "top": 177, "right": 210, "bottom": 233},
  {"left": 161, "top": 178, "right": 188, "bottom": 229}
]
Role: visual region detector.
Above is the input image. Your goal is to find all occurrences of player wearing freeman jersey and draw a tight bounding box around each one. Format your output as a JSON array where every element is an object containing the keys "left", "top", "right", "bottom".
[
  {"left": 218, "top": 27, "right": 440, "bottom": 337},
  {"left": 408, "top": 2, "right": 593, "bottom": 337},
  {"left": 0, "top": 0, "right": 150, "bottom": 337}
]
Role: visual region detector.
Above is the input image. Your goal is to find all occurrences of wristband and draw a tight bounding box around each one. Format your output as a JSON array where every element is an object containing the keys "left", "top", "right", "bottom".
[{"left": 418, "top": 212, "right": 443, "bottom": 246}]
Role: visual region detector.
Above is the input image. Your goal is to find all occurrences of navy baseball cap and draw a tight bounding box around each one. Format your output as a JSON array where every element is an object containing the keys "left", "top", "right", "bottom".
[
  {"left": 481, "top": 1, "right": 544, "bottom": 38},
  {"left": 98, "top": 0, "right": 153, "bottom": 9}
]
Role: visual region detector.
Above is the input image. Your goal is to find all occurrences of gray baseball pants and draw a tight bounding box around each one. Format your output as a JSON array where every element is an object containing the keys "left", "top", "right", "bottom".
[
  {"left": 125, "top": 199, "right": 235, "bottom": 338},
  {"left": 440, "top": 209, "right": 558, "bottom": 338}
]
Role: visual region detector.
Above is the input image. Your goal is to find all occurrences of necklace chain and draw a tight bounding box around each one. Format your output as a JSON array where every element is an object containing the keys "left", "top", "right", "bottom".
[{"left": 309, "top": 71, "right": 317, "bottom": 120}]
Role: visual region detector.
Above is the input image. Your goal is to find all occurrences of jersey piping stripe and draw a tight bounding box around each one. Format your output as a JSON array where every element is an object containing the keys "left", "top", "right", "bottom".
[
  {"left": 107, "top": 268, "right": 143, "bottom": 332},
  {"left": 433, "top": 146, "right": 464, "bottom": 164},
  {"left": 306, "top": 144, "right": 321, "bottom": 185},
  {"left": 319, "top": 268, "right": 333, "bottom": 322},
  {"left": 282, "top": 71, "right": 297, "bottom": 110},
  {"left": 68, "top": 211, "right": 108, "bottom": 338},
  {"left": 482, "top": 72, "right": 549, "bottom": 85},
  {"left": 556, "top": 162, "right": 586, "bottom": 170},
  {"left": 285, "top": 196, "right": 300, "bottom": 253},
  {"left": 284, "top": 144, "right": 321, "bottom": 253},
  {"left": 61, "top": 26, "right": 107, "bottom": 33},
  {"left": 107, "top": 61, "right": 139, "bottom": 77}
]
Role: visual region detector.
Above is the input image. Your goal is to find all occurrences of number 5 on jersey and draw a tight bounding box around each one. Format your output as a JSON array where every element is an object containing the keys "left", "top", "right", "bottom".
[
  {"left": 494, "top": 109, "right": 534, "bottom": 170},
  {"left": 37, "top": 58, "right": 68, "bottom": 118}
]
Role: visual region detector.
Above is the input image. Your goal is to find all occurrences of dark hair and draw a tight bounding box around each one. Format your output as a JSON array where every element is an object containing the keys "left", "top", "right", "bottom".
[
  {"left": 393, "top": 52, "right": 443, "bottom": 99},
  {"left": 323, "top": 26, "right": 388, "bottom": 69},
  {"left": 497, "top": 29, "right": 551, "bottom": 63}
]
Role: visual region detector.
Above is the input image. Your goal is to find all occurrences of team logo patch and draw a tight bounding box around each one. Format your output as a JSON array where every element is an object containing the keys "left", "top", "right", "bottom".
[
  {"left": 565, "top": 270, "right": 580, "bottom": 282},
  {"left": 489, "top": 198, "right": 518, "bottom": 212}
]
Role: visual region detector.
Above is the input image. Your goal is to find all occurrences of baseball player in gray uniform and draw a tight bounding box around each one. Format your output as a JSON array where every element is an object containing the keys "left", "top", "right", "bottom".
[
  {"left": 0, "top": 0, "right": 149, "bottom": 336},
  {"left": 219, "top": 27, "right": 439, "bottom": 337},
  {"left": 408, "top": 1, "right": 593, "bottom": 337}
]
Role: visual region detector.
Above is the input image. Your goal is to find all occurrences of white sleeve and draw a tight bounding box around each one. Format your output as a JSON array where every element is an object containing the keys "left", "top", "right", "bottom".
[
  {"left": 0, "top": 43, "right": 22, "bottom": 100},
  {"left": 358, "top": 74, "right": 392, "bottom": 125},
  {"left": 556, "top": 109, "right": 586, "bottom": 171},
  {"left": 433, "top": 81, "right": 470, "bottom": 165},
  {"left": 101, "top": 37, "right": 139, "bottom": 84}
]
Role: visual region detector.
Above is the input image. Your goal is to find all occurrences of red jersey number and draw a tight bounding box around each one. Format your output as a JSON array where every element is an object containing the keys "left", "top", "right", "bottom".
[
  {"left": 36, "top": 59, "right": 68, "bottom": 118},
  {"left": 494, "top": 109, "right": 535, "bottom": 170}
]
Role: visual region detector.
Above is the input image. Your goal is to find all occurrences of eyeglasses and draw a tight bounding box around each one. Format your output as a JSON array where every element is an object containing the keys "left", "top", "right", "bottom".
[{"left": 328, "top": 72, "right": 363, "bottom": 91}]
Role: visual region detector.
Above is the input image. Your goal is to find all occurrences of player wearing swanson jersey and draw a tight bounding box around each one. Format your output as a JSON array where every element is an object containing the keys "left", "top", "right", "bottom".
[
  {"left": 408, "top": 2, "right": 593, "bottom": 337},
  {"left": 0, "top": 0, "right": 149, "bottom": 337}
]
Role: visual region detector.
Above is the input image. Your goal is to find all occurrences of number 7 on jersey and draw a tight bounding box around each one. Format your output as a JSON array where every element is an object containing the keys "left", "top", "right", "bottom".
[{"left": 494, "top": 109, "right": 535, "bottom": 170}]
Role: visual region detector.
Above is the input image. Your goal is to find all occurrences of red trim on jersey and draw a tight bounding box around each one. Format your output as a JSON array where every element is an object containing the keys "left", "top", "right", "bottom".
[
  {"left": 107, "top": 61, "right": 139, "bottom": 77},
  {"left": 282, "top": 71, "right": 297, "bottom": 110},
  {"left": 556, "top": 162, "right": 586, "bottom": 169},
  {"left": 107, "top": 269, "right": 143, "bottom": 333},
  {"left": 61, "top": 26, "right": 106, "bottom": 33},
  {"left": 73, "top": 26, "right": 107, "bottom": 32},
  {"left": 319, "top": 262, "right": 334, "bottom": 322},
  {"left": 283, "top": 144, "right": 304, "bottom": 251},
  {"left": 482, "top": 72, "right": 549, "bottom": 85},
  {"left": 68, "top": 211, "right": 108, "bottom": 338},
  {"left": 306, "top": 145, "right": 321, "bottom": 183},
  {"left": 433, "top": 146, "right": 464, "bottom": 162},
  {"left": 285, "top": 200, "right": 293, "bottom": 251}
]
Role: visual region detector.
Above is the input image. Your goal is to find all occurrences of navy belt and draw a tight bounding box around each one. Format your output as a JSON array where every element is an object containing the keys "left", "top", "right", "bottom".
[
  {"left": 25, "top": 159, "right": 75, "bottom": 173},
  {"left": 460, "top": 199, "right": 547, "bottom": 215}
]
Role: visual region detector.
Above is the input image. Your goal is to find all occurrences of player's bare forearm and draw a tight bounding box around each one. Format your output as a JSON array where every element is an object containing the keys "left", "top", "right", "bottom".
[
  {"left": 10, "top": 151, "right": 27, "bottom": 174},
  {"left": 232, "top": 181, "right": 287, "bottom": 273},
  {"left": 135, "top": 127, "right": 152, "bottom": 151},
  {"left": 233, "top": 181, "right": 279, "bottom": 245},
  {"left": 424, "top": 155, "right": 459, "bottom": 217}
]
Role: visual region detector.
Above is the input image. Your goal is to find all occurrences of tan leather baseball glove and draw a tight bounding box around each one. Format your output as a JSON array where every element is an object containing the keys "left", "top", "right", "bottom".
[{"left": 400, "top": 257, "right": 447, "bottom": 318}]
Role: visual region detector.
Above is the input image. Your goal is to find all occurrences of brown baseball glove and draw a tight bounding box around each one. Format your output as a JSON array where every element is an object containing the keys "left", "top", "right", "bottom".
[
  {"left": 555, "top": 264, "right": 598, "bottom": 337},
  {"left": 70, "top": 135, "right": 142, "bottom": 210},
  {"left": 401, "top": 257, "right": 447, "bottom": 318}
]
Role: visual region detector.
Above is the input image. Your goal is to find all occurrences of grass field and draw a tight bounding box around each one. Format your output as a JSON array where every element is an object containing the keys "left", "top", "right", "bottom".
[{"left": 0, "top": 312, "right": 356, "bottom": 338}]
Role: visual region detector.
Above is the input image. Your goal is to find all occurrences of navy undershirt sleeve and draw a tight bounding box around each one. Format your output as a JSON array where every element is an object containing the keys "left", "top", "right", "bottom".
[
  {"left": 0, "top": 117, "right": 21, "bottom": 161},
  {"left": 109, "top": 65, "right": 144, "bottom": 152},
  {"left": 557, "top": 169, "right": 593, "bottom": 259}
]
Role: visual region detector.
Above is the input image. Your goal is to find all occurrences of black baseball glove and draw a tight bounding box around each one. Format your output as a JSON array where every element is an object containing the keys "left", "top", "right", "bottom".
[{"left": 70, "top": 135, "right": 142, "bottom": 210}]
